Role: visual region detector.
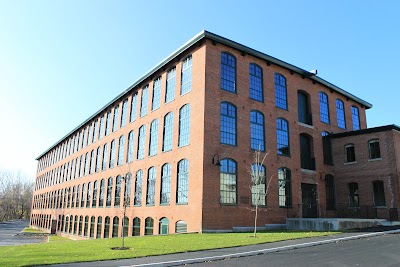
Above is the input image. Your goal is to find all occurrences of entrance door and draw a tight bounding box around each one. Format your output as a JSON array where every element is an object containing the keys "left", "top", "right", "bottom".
[
  {"left": 51, "top": 219, "right": 57, "bottom": 234},
  {"left": 302, "top": 183, "right": 318, "bottom": 218}
]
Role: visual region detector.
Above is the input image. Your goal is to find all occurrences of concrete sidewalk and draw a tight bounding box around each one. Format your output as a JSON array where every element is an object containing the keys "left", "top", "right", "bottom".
[{"left": 48, "top": 229, "right": 400, "bottom": 267}]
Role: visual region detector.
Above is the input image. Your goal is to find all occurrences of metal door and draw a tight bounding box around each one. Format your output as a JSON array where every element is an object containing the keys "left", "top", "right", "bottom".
[{"left": 302, "top": 183, "right": 318, "bottom": 218}]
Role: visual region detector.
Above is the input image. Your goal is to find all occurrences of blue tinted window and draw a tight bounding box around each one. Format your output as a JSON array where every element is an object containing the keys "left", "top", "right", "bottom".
[
  {"left": 181, "top": 57, "right": 192, "bottom": 95},
  {"left": 149, "top": 119, "right": 159, "bottom": 156},
  {"left": 220, "top": 102, "right": 236, "bottom": 146},
  {"left": 276, "top": 118, "right": 290, "bottom": 156},
  {"left": 220, "top": 159, "right": 237, "bottom": 204},
  {"left": 319, "top": 92, "right": 330, "bottom": 123},
  {"left": 152, "top": 78, "right": 161, "bottom": 111},
  {"left": 250, "top": 111, "right": 265, "bottom": 151},
  {"left": 120, "top": 99, "right": 128, "bottom": 128},
  {"left": 251, "top": 164, "right": 266, "bottom": 206},
  {"left": 275, "top": 74, "right": 287, "bottom": 109},
  {"left": 130, "top": 93, "right": 138, "bottom": 123},
  {"left": 221, "top": 52, "right": 236, "bottom": 93},
  {"left": 137, "top": 125, "right": 146, "bottom": 160},
  {"left": 117, "top": 135, "right": 124, "bottom": 166},
  {"left": 127, "top": 130, "right": 134, "bottom": 163},
  {"left": 165, "top": 68, "right": 176, "bottom": 103},
  {"left": 177, "top": 159, "right": 189, "bottom": 204},
  {"left": 351, "top": 106, "right": 360, "bottom": 130},
  {"left": 160, "top": 163, "right": 171, "bottom": 204},
  {"left": 146, "top": 167, "right": 156, "bottom": 205},
  {"left": 140, "top": 86, "right": 149, "bottom": 117},
  {"left": 249, "top": 63, "right": 263, "bottom": 101},
  {"left": 163, "top": 112, "right": 173, "bottom": 152},
  {"left": 336, "top": 99, "right": 346, "bottom": 129},
  {"left": 178, "top": 104, "right": 190, "bottom": 147}
]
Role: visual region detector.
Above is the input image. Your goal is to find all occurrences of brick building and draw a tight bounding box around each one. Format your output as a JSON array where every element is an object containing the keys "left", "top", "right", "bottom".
[{"left": 31, "top": 30, "right": 392, "bottom": 239}]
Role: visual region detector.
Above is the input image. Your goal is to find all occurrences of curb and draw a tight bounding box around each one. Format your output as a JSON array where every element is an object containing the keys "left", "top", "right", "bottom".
[{"left": 125, "top": 229, "right": 400, "bottom": 267}]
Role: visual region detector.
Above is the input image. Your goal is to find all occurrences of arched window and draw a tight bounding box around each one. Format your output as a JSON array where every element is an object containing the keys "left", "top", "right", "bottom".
[
  {"left": 146, "top": 167, "right": 156, "bottom": 205},
  {"left": 160, "top": 163, "right": 171, "bottom": 204},
  {"left": 83, "top": 216, "right": 89, "bottom": 237},
  {"left": 220, "top": 52, "right": 236, "bottom": 93},
  {"left": 181, "top": 56, "right": 192, "bottom": 95},
  {"left": 300, "top": 133, "right": 315, "bottom": 170},
  {"left": 276, "top": 118, "right": 290, "bottom": 156},
  {"left": 127, "top": 131, "right": 135, "bottom": 163},
  {"left": 351, "top": 106, "right": 360, "bottom": 130},
  {"left": 336, "top": 99, "right": 346, "bottom": 129},
  {"left": 124, "top": 173, "right": 132, "bottom": 207},
  {"left": 109, "top": 139, "right": 116, "bottom": 169},
  {"left": 76, "top": 185, "right": 80, "bottom": 208},
  {"left": 112, "top": 105, "right": 119, "bottom": 132},
  {"left": 132, "top": 217, "right": 141, "bottom": 236},
  {"left": 177, "top": 159, "right": 189, "bottom": 204},
  {"left": 78, "top": 215, "right": 83, "bottom": 236},
  {"left": 123, "top": 216, "right": 129, "bottom": 237},
  {"left": 298, "top": 91, "right": 312, "bottom": 125},
  {"left": 86, "top": 182, "right": 91, "bottom": 208},
  {"left": 250, "top": 111, "right": 265, "bottom": 151},
  {"left": 140, "top": 85, "right": 149, "bottom": 117},
  {"left": 89, "top": 150, "right": 95, "bottom": 174},
  {"left": 152, "top": 77, "right": 162, "bottom": 111},
  {"left": 145, "top": 217, "right": 154, "bottom": 235},
  {"left": 130, "top": 93, "right": 138, "bottom": 123},
  {"left": 175, "top": 220, "right": 187, "bottom": 233},
  {"left": 249, "top": 63, "right": 263, "bottom": 102},
  {"left": 178, "top": 104, "right": 190, "bottom": 147},
  {"left": 220, "top": 159, "right": 237, "bottom": 204},
  {"left": 96, "top": 216, "right": 102, "bottom": 238},
  {"left": 165, "top": 68, "right": 176, "bottom": 103},
  {"left": 159, "top": 218, "right": 169, "bottom": 235},
  {"left": 95, "top": 146, "right": 101, "bottom": 172},
  {"left": 104, "top": 216, "right": 110, "bottom": 238},
  {"left": 114, "top": 175, "right": 122, "bottom": 207},
  {"left": 137, "top": 125, "right": 146, "bottom": 160},
  {"left": 251, "top": 164, "right": 266, "bottom": 206},
  {"left": 81, "top": 183, "right": 86, "bottom": 207},
  {"left": 99, "top": 115, "right": 104, "bottom": 140},
  {"left": 134, "top": 170, "right": 143, "bottom": 206},
  {"left": 90, "top": 216, "right": 95, "bottom": 238},
  {"left": 84, "top": 152, "right": 89, "bottom": 176},
  {"left": 345, "top": 143, "right": 356, "bottom": 162},
  {"left": 121, "top": 99, "right": 128, "bottom": 128},
  {"left": 112, "top": 216, "right": 119, "bottom": 237},
  {"left": 162, "top": 112, "right": 174, "bottom": 152},
  {"left": 68, "top": 216, "right": 73, "bottom": 233},
  {"left": 220, "top": 102, "right": 237, "bottom": 146},
  {"left": 102, "top": 143, "right": 108, "bottom": 171},
  {"left": 106, "top": 177, "right": 113, "bottom": 207},
  {"left": 368, "top": 139, "right": 381, "bottom": 159},
  {"left": 99, "top": 179, "right": 104, "bottom": 207},
  {"left": 92, "top": 181, "right": 98, "bottom": 208},
  {"left": 278, "top": 168, "right": 292, "bottom": 207},
  {"left": 73, "top": 215, "right": 78, "bottom": 235},
  {"left": 64, "top": 216, "right": 69, "bottom": 233},
  {"left": 117, "top": 135, "right": 125, "bottom": 166},
  {"left": 149, "top": 119, "right": 159, "bottom": 156},
  {"left": 319, "top": 92, "right": 330, "bottom": 124},
  {"left": 275, "top": 73, "right": 287, "bottom": 109}
]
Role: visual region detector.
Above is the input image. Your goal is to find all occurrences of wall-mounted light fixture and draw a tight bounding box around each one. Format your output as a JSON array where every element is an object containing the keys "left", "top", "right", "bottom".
[
  {"left": 319, "top": 172, "right": 327, "bottom": 181},
  {"left": 212, "top": 154, "right": 221, "bottom": 166}
]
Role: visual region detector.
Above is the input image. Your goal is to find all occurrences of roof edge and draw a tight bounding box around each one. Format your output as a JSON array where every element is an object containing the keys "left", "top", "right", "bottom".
[{"left": 330, "top": 124, "right": 400, "bottom": 138}]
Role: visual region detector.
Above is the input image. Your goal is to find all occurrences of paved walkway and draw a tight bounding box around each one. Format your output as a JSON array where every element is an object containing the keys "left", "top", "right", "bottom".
[
  {"left": 47, "top": 229, "right": 400, "bottom": 267},
  {"left": 0, "top": 219, "right": 47, "bottom": 246}
]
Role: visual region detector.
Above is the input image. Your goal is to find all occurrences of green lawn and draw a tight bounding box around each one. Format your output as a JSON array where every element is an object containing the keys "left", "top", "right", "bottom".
[
  {"left": 0, "top": 231, "right": 338, "bottom": 267},
  {"left": 21, "top": 228, "right": 46, "bottom": 233}
]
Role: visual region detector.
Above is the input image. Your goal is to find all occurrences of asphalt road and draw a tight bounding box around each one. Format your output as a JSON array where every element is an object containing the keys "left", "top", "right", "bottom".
[
  {"left": 0, "top": 219, "right": 47, "bottom": 246},
  {"left": 192, "top": 233, "right": 400, "bottom": 267}
]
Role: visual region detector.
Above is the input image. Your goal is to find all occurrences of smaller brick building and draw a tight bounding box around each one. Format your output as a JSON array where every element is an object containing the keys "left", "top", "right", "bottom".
[{"left": 330, "top": 125, "right": 400, "bottom": 221}]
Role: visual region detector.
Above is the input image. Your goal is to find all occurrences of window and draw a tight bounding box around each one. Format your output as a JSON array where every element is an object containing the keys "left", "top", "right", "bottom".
[
  {"left": 130, "top": 93, "right": 138, "bottom": 123},
  {"left": 373, "top": 181, "right": 385, "bottom": 206},
  {"left": 99, "top": 115, "right": 104, "bottom": 140},
  {"left": 117, "top": 135, "right": 124, "bottom": 166},
  {"left": 249, "top": 63, "right": 263, "bottom": 102},
  {"left": 137, "top": 125, "right": 146, "bottom": 160},
  {"left": 127, "top": 131, "right": 135, "bottom": 163},
  {"left": 134, "top": 170, "right": 143, "bottom": 206},
  {"left": 251, "top": 164, "right": 266, "bottom": 206},
  {"left": 106, "top": 177, "right": 112, "bottom": 207},
  {"left": 275, "top": 73, "right": 287, "bottom": 109},
  {"left": 369, "top": 139, "right": 381, "bottom": 159},
  {"left": 220, "top": 52, "right": 236, "bottom": 93},
  {"left": 177, "top": 159, "right": 189, "bottom": 204},
  {"left": 278, "top": 168, "right": 292, "bottom": 207},
  {"left": 114, "top": 175, "right": 122, "bottom": 207},
  {"left": 84, "top": 152, "right": 89, "bottom": 176},
  {"left": 319, "top": 92, "right": 330, "bottom": 123},
  {"left": 99, "top": 179, "right": 104, "bottom": 207},
  {"left": 351, "top": 106, "right": 360, "bottom": 130},
  {"left": 298, "top": 91, "right": 312, "bottom": 125},
  {"left": 336, "top": 99, "right": 346, "bottom": 129},
  {"left": 124, "top": 173, "right": 132, "bottom": 207},
  {"left": 220, "top": 102, "right": 236, "bottom": 146},
  {"left": 160, "top": 163, "right": 171, "bottom": 204},
  {"left": 84, "top": 216, "right": 89, "bottom": 237},
  {"left": 76, "top": 185, "right": 80, "bottom": 208},
  {"left": 159, "top": 218, "right": 169, "bottom": 235},
  {"left": 132, "top": 217, "right": 140, "bottom": 236},
  {"left": 165, "top": 68, "right": 176, "bottom": 103},
  {"left": 152, "top": 78, "right": 161, "bottom": 110},
  {"left": 109, "top": 139, "right": 116, "bottom": 169},
  {"left": 92, "top": 181, "right": 98, "bottom": 208},
  {"left": 300, "top": 134, "right": 315, "bottom": 170},
  {"left": 348, "top": 182, "right": 359, "bottom": 207},
  {"left": 162, "top": 112, "right": 173, "bottom": 152},
  {"left": 89, "top": 150, "right": 95, "bottom": 174},
  {"left": 220, "top": 159, "right": 237, "bottom": 204},
  {"left": 95, "top": 147, "right": 101, "bottom": 173},
  {"left": 322, "top": 132, "right": 333, "bottom": 165},
  {"left": 181, "top": 56, "right": 192, "bottom": 95},
  {"left": 81, "top": 183, "right": 86, "bottom": 208},
  {"left": 250, "top": 111, "right": 265, "bottom": 151},
  {"left": 276, "top": 118, "right": 290, "bottom": 156},
  {"left": 78, "top": 215, "right": 83, "bottom": 236},
  {"left": 86, "top": 182, "right": 91, "bottom": 208},
  {"left": 104, "top": 216, "right": 110, "bottom": 238},
  {"left": 325, "top": 174, "right": 336, "bottom": 210},
  {"left": 102, "top": 143, "right": 108, "bottom": 171},
  {"left": 345, "top": 144, "right": 356, "bottom": 162},
  {"left": 90, "top": 216, "right": 95, "bottom": 238},
  {"left": 121, "top": 99, "right": 128, "bottom": 128},
  {"left": 96, "top": 216, "right": 102, "bottom": 238},
  {"left": 123, "top": 216, "right": 129, "bottom": 237},
  {"left": 175, "top": 220, "right": 187, "bottom": 233},
  {"left": 149, "top": 119, "right": 159, "bottom": 156},
  {"left": 146, "top": 167, "right": 156, "bottom": 205},
  {"left": 145, "top": 217, "right": 154, "bottom": 235},
  {"left": 140, "top": 86, "right": 149, "bottom": 117},
  {"left": 178, "top": 104, "right": 190, "bottom": 147},
  {"left": 106, "top": 110, "right": 112, "bottom": 135},
  {"left": 93, "top": 121, "right": 98, "bottom": 143}
]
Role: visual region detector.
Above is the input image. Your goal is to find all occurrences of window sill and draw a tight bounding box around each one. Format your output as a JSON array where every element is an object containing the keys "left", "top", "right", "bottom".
[
  {"left": 277, "top": 154, "right": 291, "bottom": 158},
  {"left": 219, "top": 203, "right": 238, "bottom": 206},
  {"left": 300, "top": 168, "right": 316, "bottom": 174},
  {"left": 344, "top": 161, "right": 357, "bottom": 165},
  {"left": 279, "top": 206, "right": 292, "bottom": 209},
  {"left": 160, "top": 203, "right": 170, "bottom": 206},
  {"left": 298, "top": 122, "right": 314, "bottom": 129},
  {"left": 368, "top": 158, "right": 382, "bottom": 162},
  {"left": 176, "top": 202, "right": 188, "bottom": 205}
]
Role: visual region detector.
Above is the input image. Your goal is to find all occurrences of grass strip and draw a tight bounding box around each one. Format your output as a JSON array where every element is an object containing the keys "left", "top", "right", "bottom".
[{"left": 0, "top": 231, "right": 338, "bottom": 267}]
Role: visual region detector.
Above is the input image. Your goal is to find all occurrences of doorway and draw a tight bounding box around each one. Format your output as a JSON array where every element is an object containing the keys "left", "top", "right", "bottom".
[{"left": 302, "top": 183, "right": 318, "bottom": 218}]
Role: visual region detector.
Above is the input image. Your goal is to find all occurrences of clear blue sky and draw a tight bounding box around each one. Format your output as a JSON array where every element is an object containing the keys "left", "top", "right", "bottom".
[{"left": 1, "top": 0, "right": 399, "bottom": 179}]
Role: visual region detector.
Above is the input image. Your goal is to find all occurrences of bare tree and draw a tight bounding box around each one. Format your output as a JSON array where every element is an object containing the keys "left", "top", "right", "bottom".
[{"left": 249, "top": 150, "right": 273, "bottom": 238}]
